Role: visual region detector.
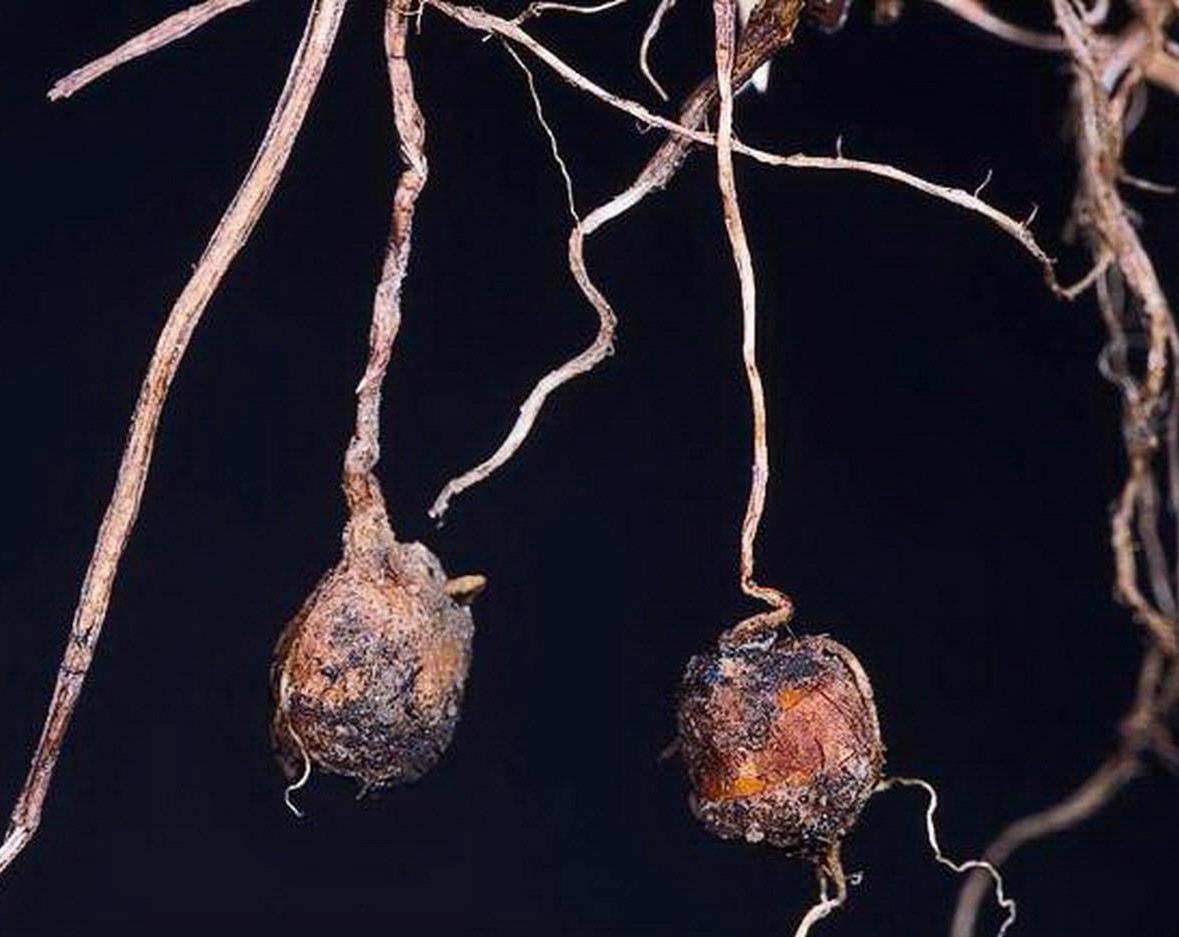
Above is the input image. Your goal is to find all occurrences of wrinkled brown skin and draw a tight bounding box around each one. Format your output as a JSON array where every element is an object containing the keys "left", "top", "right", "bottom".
[
  {"left": 677, "top": 634, "right": 884, "bottom": 859},
  {"left": 271, "top": 504, "right": 477, "bottom": 789}
]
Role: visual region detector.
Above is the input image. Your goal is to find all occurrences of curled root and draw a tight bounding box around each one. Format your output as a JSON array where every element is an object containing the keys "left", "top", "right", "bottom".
[
  {"left": 879, "top": 776, "right": 1017, "bottom": 937},
  {"left": 283, "top": 728, "right": 313, "bottom": 819}
]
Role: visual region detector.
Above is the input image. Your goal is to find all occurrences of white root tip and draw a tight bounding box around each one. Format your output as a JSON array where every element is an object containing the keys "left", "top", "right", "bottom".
[
  {"left": 791, "top": 890, "right": 843, "bottom": 937},
  {"left": 283, "top": 730, "right": 312, "bottom": 819}
]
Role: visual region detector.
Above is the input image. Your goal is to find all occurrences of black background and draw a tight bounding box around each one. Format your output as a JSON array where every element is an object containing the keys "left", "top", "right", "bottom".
[{"left": 2, "top": 1, "right": 1177, "bottom": 934}]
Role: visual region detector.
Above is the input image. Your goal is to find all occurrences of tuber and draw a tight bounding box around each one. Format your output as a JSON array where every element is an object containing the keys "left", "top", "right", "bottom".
[
  {"left": 677, "top": 632, "right": 883, "bottom": 858},
  {"left": 271, "top": 501, "right": 484, "bottom": 791}
]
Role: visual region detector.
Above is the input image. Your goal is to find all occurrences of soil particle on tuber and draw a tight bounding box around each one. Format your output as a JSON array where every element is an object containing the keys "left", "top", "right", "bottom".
[
  {"left": 677, "top": 633, "right": 883, "bottom": 859},
  {"left": 271, "top": 502, "right": 484, "bottom": 790}
]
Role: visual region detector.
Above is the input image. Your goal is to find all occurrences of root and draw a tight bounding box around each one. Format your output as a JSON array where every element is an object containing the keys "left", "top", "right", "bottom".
[
  {"left": 502, "top": 44, "right": 580, "bottom": 223},
  {"left": 0, "top": 0, "right": 349, "bottom": 877},
  {"left": 879, "top": 776, "right": 1016, "bottom": 937},
  {"left": 429, "top": 0, "right": 803, "bottom": 520},
  {"left": 427, "top": 0, "right": 1060, "bottom": 290},
  {"left": 923, "top": 0, "right": 1066, "bottom": 51},
  {"left": 343, "top": 0, "right": 430, "bottom": 517},
  {"left": 49, "top": 0, "right": 254, "bottom": 101},
  {"left": 427, "top": 213, "right": 611, "bottom": 520},
  {"left": 21, "top": 4, "right": 1179, "bottom": 928},
  {"left": 946, "top": 4, "right": 1179, "bottom": 929},
  {"left": 951, "top": 647, "right": 1177, "bottom": 936},
  {"left": 427, "top": 71, "right": 601, "bottom": 518},
  {"left": 427, "top": 0, "right": 1064, "bottom": 518},
  {"left": 1056, "top": 0, "right": 1179, "bottom": 654},
  {"left": 711, "top": 0, "right": 794, "bottom": 630},
  {"left": 283, "top": 729, "right": 313, "bottom": 819},
  {"left": 639, "top": 0, "right": 680, "bottom": 101},
  {"left": 511, "top": 0, "right": 628, "bottom": 24},
  {"left": 791, "top": 846, "right": 848, "bottom": 937},
  {"left": 948, "top": 755, "right": 1137, "bottom": 937}
]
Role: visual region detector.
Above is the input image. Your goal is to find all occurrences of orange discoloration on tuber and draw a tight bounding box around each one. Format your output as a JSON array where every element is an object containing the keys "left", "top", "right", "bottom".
[
  {"left": 677, "top": 633, "right": 883, "bottom": 857},
  {"left": 703, "top": 773, "right": 769, "bottom": 801},
  {"left": 779, "top": 686, "right": 807, "bottom": 711}
]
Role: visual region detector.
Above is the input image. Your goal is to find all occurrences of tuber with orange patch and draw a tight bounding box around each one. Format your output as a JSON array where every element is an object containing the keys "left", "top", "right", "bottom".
[{"left": 677, "top": 633, "right": 884, "bottom": 858}]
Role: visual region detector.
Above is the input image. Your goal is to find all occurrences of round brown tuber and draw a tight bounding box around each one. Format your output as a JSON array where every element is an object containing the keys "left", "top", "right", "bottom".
[
  {"left": 677, "top": 632, "right": 884, "bottom": 858},
  {"left": 271, "top": 503, "right": 484, "bottom": 791}
]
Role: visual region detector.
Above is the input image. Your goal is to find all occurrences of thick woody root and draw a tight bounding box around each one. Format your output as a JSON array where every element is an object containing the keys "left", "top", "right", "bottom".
[
  {"left": 1, "top": 0, "right": 349, "bottom": 876},
  {"left": 49, "top": 0, "right": 254, "bottom": 101}
]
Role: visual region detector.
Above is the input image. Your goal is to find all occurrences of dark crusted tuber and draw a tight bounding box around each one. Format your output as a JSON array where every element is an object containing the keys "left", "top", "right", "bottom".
[
  {"left": 677, "top": 632, "right": 883, "bottom": 858},
  {"left": 271, "top": 502, "right": 484, "bottom": 791}
]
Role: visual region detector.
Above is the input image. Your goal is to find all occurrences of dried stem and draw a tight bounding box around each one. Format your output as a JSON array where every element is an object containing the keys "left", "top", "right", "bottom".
[
  {"left": 343, "top": 0, "right": 429, "bottom": 520},
  {"left": 48, "top": 0, "right": 253, "bottom": 101},
  {"left": 0, "top": 0, "right": 348, "bottom": 876}
]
